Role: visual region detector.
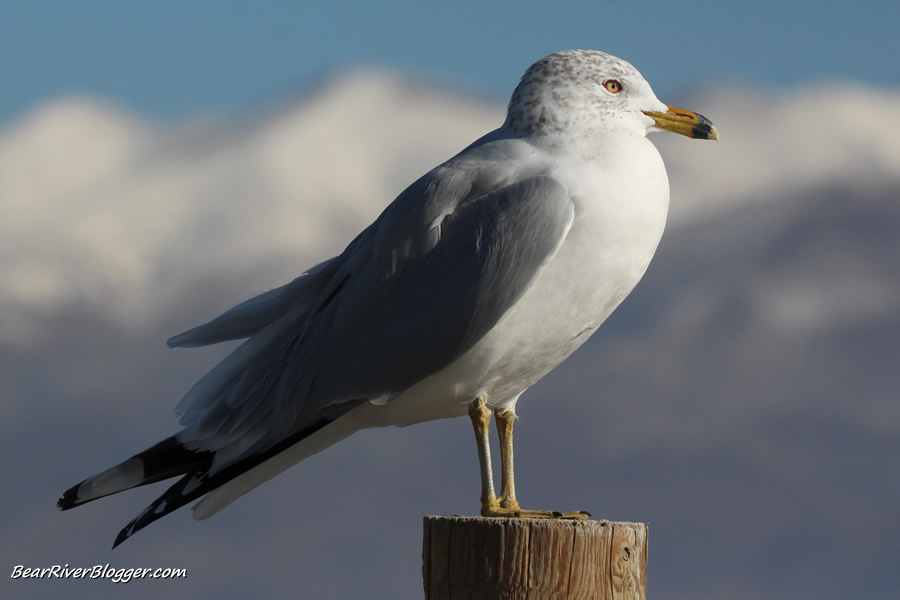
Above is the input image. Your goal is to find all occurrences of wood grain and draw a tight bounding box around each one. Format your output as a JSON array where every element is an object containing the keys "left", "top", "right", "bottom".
[{"left": 423, "top": 516, "right": 647, "bottom": 599}]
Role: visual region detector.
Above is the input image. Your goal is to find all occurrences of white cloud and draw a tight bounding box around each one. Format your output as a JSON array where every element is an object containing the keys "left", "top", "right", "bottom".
[
  {"left": 5, "top": 75, "right": 900, "bottom": 336},
  {"left": 657, "top": 83, "right": 900, "bottom": 222}
]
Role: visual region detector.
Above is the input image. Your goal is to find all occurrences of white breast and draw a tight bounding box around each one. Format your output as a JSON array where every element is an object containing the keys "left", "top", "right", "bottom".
[{"left": 369, "top": 134, "right": 670, "bottom": 425}]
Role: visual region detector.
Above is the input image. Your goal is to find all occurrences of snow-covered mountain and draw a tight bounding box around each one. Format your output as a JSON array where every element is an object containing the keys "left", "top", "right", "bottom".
[
  {"left": 658, "top": 83, "right": 900, "bottom": 219},
  {"left": 0, "top": 72, "right": 502, "bottom": 342},
  {"left": 1, "top": 72, "right": 897, "bottom": 600}
]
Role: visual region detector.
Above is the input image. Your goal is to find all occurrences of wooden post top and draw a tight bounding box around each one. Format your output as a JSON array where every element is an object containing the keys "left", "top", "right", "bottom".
[{"left": 423, "top": 516, "right": 647, "bottom": 599}]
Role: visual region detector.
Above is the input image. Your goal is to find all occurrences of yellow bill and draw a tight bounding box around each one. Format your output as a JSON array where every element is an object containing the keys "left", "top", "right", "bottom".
[{"left": 643, "top": 104, "right": 719, "bottom": 140}]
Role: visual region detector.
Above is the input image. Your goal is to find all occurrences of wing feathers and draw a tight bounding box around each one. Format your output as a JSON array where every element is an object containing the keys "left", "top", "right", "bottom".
[
  {"left": 111, "top": 416, "right": 333, "bottom": 548},
  {"left": 60, "top": 149, "right": 575, "bottom": 547},
  {"left": 167, "top": 257, "right": 341, "bottom": 348},
  {"left": 57, "top": 437, "right": 211, "bottom": 511}
]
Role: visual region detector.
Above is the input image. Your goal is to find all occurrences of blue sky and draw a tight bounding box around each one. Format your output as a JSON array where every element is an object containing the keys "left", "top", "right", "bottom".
[{"left": 2, "top": 0, "right": 897, "bottom": 125}]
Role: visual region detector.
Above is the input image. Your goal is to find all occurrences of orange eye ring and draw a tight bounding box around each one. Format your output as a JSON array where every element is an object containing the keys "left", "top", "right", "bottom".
[{"left": 603, "top": 79, "right": 622, "bottom": 94}]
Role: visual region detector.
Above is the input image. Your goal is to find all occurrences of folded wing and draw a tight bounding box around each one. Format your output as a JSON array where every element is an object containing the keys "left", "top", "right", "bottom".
[{"left": 60, "top": 156, "right": 575, "bottom": 547}]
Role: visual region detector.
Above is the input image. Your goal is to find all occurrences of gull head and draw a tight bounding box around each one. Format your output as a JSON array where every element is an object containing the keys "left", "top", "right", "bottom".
[{"left": 504, "top": 50, "right": 717, "bottom": 143}]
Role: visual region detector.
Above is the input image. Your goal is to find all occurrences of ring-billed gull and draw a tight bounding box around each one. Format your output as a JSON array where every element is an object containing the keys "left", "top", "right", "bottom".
[{"left": 58, "top": 49, "right": 717, "bottom": 547}]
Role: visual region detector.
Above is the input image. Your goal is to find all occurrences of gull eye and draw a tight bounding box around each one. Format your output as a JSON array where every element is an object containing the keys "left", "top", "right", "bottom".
[{"left": 603, "top": 79, "right": 622, "bottom": 94}]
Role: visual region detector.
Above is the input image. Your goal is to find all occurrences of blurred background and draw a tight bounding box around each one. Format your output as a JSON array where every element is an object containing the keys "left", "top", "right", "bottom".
[{"left": 2, "top": 2, "right": 898, "bottom": 598}]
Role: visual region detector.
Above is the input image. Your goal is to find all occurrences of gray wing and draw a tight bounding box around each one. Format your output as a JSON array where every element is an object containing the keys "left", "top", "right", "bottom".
[
  {"left": 308, "top": 174, "right": 574, "bottom": 405},
  {"left": 174, "top": 168, "right": 573, "bottom": 464},
  {"left": 166, "top": 257, "right": 343, "bottom": 348}
]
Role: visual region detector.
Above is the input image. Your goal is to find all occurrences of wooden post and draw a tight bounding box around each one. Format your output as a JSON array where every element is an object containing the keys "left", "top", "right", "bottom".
[{"left": 423, "top": 516, "right": 647, "bottom": 599}]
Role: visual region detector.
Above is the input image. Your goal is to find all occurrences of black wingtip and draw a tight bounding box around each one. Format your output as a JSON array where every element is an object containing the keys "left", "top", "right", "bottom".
[
  {"left": 111, "top": 499, "right": 160, "bottom": 550},
  {"left": 57, "top": 482, "right": 84, "bottom": 511},
  {"left": 112, "top": 528, "right": 130, "bottom": 550}
]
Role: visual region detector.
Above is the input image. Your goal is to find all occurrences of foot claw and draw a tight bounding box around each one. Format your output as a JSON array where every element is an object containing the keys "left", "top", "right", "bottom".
[
  {"left": 554, "top": 510, "right": 591, "bottom": 521},
  {"left": 481, "top": 504, "right": 591, "bottom": 520}
]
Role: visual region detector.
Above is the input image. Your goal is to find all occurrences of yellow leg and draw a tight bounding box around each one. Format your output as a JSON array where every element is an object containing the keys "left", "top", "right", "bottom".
[
  {"left": 468, "top": 395, "right": 498, "bottom": 511},
  {"left": 495, "top": 408, "right": 518, "bottom": 510},
  {"left": 468, "top": 396, "right": 590, "bottom": 520}
]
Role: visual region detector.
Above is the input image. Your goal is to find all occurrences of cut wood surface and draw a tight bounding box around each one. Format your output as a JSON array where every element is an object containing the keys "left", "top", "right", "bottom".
[{"left": 423, "top": 516, "right": 647, "bottom": 599}]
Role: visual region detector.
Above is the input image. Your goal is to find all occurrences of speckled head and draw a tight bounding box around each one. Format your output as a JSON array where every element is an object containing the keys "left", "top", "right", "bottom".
[
  {"left": 504, "top": 50, "right": 663, "bottom": 139},
  {"left": 505, "top": 49, "right": 719, "bottom": 144}
]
